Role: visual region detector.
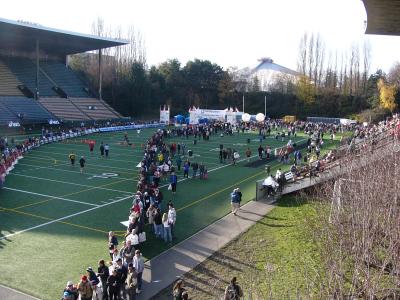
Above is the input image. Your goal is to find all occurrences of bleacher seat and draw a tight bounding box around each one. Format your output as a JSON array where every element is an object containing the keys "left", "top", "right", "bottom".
[
  {"left": 40, "top": 61, "right": 90, "bottom": 97},
  {"left": 1, "top": 56, "right": 58, "bottom": 97},
  {"left": 70, "top": 98, "right": 121, "bottom": 120},
  {"left": 0, "top": 61, "right": 23, "bottom": 96},
  {"left": 38, "top": 97, "right": 90, "bottom": 121},
  {"left": 0, "top": 96, "right": 55, "bottom": 123},
  {"left": 0, "top": 101, "right": 19, "bottom": 126}
]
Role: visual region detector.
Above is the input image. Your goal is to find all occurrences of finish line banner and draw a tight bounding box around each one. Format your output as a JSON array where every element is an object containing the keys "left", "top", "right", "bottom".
[{"left": 98, "top": 123, "right": 165, "bottom": 132}]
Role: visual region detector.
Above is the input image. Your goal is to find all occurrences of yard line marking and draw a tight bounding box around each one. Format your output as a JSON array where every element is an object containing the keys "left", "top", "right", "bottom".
[
  {"left": 177, "top": 169, "right": 266, "bottom": 212},
  {"left": 0, "top": 206, "right": 109, "bottom": 235},
  {"left": 8, "top": 173, "right": 131, "bottom": 194},
  {"left": 26, "top": 153, "right": 136, "bottom": 173},
  {"left": 3, "top": 187, "right": 99, "bottom": 207},
  {"left": 32, "top": 149, "right": 139, "bottom": 165},
  {"left": 13, "top": 198, "right": 55, "bottom": 210},
  {"left": 0, "top": 193, "right": 133, "bottom": 240}
]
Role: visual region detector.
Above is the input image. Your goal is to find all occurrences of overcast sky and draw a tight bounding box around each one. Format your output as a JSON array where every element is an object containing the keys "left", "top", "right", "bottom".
[{"left": 2, "top": 0, "right": 400, "bottom": 73}]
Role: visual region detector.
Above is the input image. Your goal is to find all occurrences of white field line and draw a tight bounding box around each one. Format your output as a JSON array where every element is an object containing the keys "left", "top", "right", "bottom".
[
  {"left": 0, "top": 193, "right": 133, "bottom": 240},
  {"left": 27, "top": 151, "right": 135, "bottom": 171},
  {"left": 27, "top": 149, "right": 139, "bottom": 166},
  {"left": 17, "top": 162, "right": 132, "bottom": 179},
  {"left": 2, "top": 187, "right": 99, "bottom": 207},
  {"left": 1, "top": 139, "right": 306, "bottom": 240},
  {"left": 17, "top": 162, "right": 96, "bottom": 175},
  {"left": 22, "top": 155, "right": 135, "bottom": 173},
  {"left": 8, "top": 173, "right": 131, "bottom": 194}
]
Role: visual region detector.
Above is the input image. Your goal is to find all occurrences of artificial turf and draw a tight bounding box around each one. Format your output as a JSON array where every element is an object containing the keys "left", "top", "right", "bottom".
[{"left": 0, "top": 127, "right": 336, "bottom": 299}]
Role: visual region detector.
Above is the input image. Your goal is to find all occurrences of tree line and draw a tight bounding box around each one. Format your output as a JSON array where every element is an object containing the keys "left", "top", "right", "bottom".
[{"left": 69, "top": 21, "right": 399, "bottom": 121}]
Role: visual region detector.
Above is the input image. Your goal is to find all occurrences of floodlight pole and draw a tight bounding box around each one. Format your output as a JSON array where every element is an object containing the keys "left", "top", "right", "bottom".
[
  {"left": 242, "top": 94, "right": 245, "bottom": 113},
  {"left": 264, "top": 95, "right": 267, "bottom": 116},
  {"left": 35, "top": 39, "right": 40, "bottom": 100},
  {"left": 98, "top": 49, "right": 103, "bottom": 100}
]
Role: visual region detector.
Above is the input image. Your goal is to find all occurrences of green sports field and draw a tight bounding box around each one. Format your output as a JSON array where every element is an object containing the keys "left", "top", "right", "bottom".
[{"left": 0, "top": 128, "right": 332, "bottom": 299}]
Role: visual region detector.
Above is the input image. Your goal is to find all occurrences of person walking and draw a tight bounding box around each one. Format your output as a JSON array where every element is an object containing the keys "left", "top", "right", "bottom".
[
  {"left": 69, "top": 152, "right": 76, "bottom": 166},
  {"left": 224, "top": 277, "right": 243, "bottom": 300},
  {"left": 79, "top": 156, "right": 86, "bottom": 174},
  {"left": 132, "top": 250, "right": 144, "bottom": 294},
  {"left": 230, "top": 188, "right": 242, "bottom": 216}
]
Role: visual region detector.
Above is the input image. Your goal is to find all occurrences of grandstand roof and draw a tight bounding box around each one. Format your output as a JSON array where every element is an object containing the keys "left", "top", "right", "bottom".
[
  {"left": 0, "top": 17, "right": 127, "bottom": 55},
  {"left": 252, "top": 58, "right": 298, "bottom": 76},
  {"left": 363, "top": 0, "right": 400, "bottom": 35}
]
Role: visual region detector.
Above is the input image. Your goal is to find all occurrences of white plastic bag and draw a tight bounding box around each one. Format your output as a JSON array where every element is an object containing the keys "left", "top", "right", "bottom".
[{"left": 139, "top": 232, "right": 146, "bottom": 243}]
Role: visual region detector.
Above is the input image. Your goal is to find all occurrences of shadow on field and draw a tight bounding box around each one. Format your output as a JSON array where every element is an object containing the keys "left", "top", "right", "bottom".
[{"left": 0, "top": 234, "right": 13, "bottom": 248}]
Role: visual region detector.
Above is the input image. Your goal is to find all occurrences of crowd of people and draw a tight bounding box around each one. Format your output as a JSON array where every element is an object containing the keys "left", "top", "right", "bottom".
[{"left": 4, "top": 115, "right": 400, "bottom": 300}]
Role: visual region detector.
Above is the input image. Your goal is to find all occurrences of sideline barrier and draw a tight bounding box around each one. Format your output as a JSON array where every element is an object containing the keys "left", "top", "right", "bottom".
[
  {"left": 98, "top": 123, "right": 165, "bottom": 132},
  {"left": 0, "top": 123, "right": 165, "bottom": 186}
]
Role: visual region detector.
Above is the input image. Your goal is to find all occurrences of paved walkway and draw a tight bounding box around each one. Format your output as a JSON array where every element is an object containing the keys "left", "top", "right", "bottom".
[
  {"left": 0, "top": 284, "right": 39, "bottom": 300},
  {"left": 0, "top": 198, "right": 275, "bottom": 300},
  {"left": 138, "top": 198, "right": 275, "bottom": 300}
]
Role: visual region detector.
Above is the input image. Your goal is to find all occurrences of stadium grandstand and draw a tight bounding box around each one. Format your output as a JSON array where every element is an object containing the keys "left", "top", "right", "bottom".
[{"left": 0, "top": 17, "right": 126, "bottom": 126}]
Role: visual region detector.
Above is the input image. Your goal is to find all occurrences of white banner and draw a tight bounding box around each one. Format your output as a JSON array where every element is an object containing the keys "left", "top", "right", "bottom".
[{"left": 160, "top": 105, "right": 170, "bottom": 124}]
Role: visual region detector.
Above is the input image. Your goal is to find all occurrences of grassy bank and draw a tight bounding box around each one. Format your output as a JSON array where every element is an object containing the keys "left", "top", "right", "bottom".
[{"left": 152, "top": 196, "right": 322, "bottom": 299}]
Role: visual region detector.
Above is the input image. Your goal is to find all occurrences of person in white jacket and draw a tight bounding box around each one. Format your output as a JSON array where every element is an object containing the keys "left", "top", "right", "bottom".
[{"left": 168, "top": 203, "right": 177, "bottom": 239}]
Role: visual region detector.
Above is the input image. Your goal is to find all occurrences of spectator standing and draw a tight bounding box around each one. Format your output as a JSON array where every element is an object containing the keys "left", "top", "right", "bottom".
[
  {"left": 100, "top": 142, "right": 105, "bottom": 157},
  {"left": 176, "top": 155, "right": 182, "bottom": 171},
  {"left": 183, "top": 161, "right": 190, "bottom": 178},
  {"left": 107, "top": 269, "right": 119, "bottom": 300},
  {"left": 258, "top": 145, "right": 263, "bottom": 159},
  {"left": 97, "top": 260, "right": 109, "bottom": 300},
  {"left": 126, "top": 263, "right": 138, "bottom": 300},
  {"left": 168, "top": 203, "right": 177, "bottom": 239},
  {"left": 62, "top": 281, "right": 78, "bottom": 300},
  {"left": 108, "top": 231, "right": 119, "bottom": 260},
  {"left": 116, "top": 258, "right": 128, "bottom": 299},
  {"left": 162, "top": 213, "right": 172, "bottom": 243},
  {"left": 170, "top": 172, "right": 178, "bottom": 193},
  {"left": 192, "top": 162, "right": 199, "bottom": 178},
  {"left": 104, "top": 143, "right": 110, "bottom": 158},
  {"left": 77, "top": 275, "right": 93, "bottom": 300},
  {"left": 132, "top": 250, "right": 145, "bottom": 294},
  {"left": 153, "top": 208, "right": 163, "bottom": 239}
]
